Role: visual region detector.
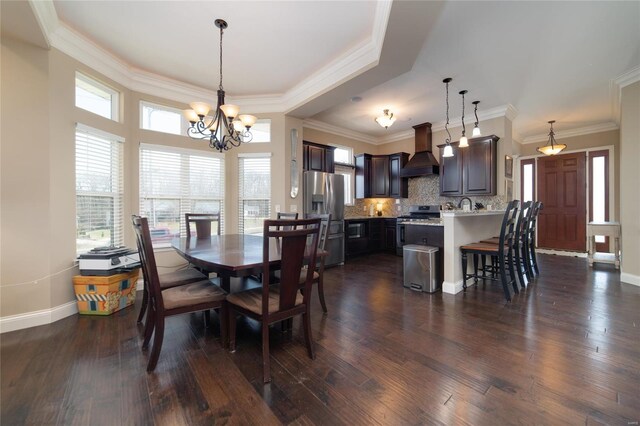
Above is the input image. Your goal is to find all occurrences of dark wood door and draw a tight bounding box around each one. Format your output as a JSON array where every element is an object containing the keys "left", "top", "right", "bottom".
[
  {"left": 463, "top": 136, "right": 496, "bottom": 195},
  {"left": 307, "top": 145, "right": 325, "bottom": 171},
  {"left": 438, "top": 143, "right": 463, "bottom": 196},
  {"left": 355, "top": 154, "right": 372, "bottom": 199},
  {"left": 371, "top": 156, "right": 389, "bottom": 197},
  {"left": 537, "top": 153, "right": 587, "bottom": 251}
]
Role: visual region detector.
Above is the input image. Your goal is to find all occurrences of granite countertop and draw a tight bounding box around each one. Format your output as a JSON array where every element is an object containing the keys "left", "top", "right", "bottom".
[
  {"left": 345, "top": 216, "right": 398, "bottom": 220},
  {"left": 398, "top": 220, "right": 443, "bottom": 227},
  {"left": 440, "top": 209, "right": 506, "bottom": 217}
]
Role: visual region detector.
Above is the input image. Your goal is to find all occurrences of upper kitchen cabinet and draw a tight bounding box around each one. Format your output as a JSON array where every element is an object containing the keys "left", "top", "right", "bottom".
[
  {"left": 303, "top": 141, "right": 335, "bottom": 173},
  {"left": 355, "top": 153, "right": 409, "bottom": 199},
  {"left": 438, "top": 135, "right": 499, "bottom": 196}
]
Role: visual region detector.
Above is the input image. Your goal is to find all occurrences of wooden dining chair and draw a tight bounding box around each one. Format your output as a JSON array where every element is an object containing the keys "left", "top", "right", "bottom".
[
  {"left": 460, "top": 200, "right": 520, "bottom": 301},
  {"left": 227, "top": 218, "right": 321, "bottom": 383},
  {"left": 299, "top": 213, "right": 331, "bottom": 313},
  {"left": 185, "top": 213, "right": 221, "bottom": 239},
  {"left": 132, "top": 215, "right": 227, "bottom": 372}
]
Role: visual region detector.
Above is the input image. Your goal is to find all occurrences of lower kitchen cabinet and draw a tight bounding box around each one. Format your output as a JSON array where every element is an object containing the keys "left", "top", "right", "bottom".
[
  {"left": 345, "top": 218, "right": 396, "bottom": 259},
  {"left": 384, "top": 219, "right": 397, "bottom": 253}
]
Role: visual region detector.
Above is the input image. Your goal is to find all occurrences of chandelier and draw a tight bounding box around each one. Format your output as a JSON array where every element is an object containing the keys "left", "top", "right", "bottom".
[
  {"left": 183, "top": 19, "right": 257, "bottom": 151},
  {"left": 441, "top": 78, "right": 454, "bottom": 158},
  {"left": 537, "top": 120, "right": 567, "bottom": 155},
  {"left": 375, "top": 109, "right": 396, "bottom": 129}
]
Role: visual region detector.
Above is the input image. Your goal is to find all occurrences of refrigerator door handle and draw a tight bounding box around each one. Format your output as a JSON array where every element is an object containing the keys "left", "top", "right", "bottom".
[{"left": 325, "top": 176, "right": 332, "bottom": 215}]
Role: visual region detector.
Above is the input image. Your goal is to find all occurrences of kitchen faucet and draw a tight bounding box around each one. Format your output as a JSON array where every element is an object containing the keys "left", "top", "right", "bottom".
[{"left": 458, "top": 197, "right": 472, "bottom": 210}]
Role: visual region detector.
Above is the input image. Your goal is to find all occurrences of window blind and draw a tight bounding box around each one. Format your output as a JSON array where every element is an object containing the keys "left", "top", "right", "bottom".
[
  {"left": 238, "top": 155, "right": 271, "bottom": 234},
  {"left": 75, "top": 126, "right": 124, "bottom": 255},
  {"left": 139, "top": 144, "right": 225, "bottom": 247}
]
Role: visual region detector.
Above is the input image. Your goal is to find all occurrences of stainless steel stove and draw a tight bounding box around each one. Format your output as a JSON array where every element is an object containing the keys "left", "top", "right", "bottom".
[{"left": 396, "top": 205, "right": 441, "bottom": 254}]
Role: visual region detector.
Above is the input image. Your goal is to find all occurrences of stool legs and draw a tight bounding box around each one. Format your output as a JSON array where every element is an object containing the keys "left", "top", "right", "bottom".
[{"left": 462, "top": 252, "right": 468, "bottom": 291}]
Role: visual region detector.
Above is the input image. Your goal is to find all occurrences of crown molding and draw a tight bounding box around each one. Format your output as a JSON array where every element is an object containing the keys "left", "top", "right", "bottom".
[
  {"left": 32, "top": 0, "right": 392, "bottom": 115},
  {"left": 522, "top": 122, "right": 619, "bottom": 144},
  {"left": 28, "top": 0, "right": 57, "bottom": 48},
  {"left": 614, "top": 65, "right": 640, "bottom": 89},
  {"left": 610, "top": 66, "right": 640, "bottom": 125},
  {"left": 303, "top": 119, "right": 378, "bottom": 144},
  {"left": 429, "top": 104, "right": 519, "bottom": 133},
  {"left": 378, "top": 129, "right": 414, "bottom": 145}
]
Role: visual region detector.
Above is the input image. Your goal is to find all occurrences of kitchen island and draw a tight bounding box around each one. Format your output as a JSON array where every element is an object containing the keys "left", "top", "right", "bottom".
[{"left": 440, "top": 210, "right": 505, "bottom": 294}]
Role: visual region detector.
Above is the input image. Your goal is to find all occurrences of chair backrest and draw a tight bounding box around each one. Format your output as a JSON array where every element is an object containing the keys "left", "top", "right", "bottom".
[
  {"left": 498, "top": 200, "right": 520, "bottom": 250},
  {"left": 185, "top": 213, "right": 220, "bottom": 239},
  {"left": 306, "top": 213, "right": 331, "bottom": 251},
  {"left": 515, "top": 201, "right": 532, "bottom": 245},
  {"left": 277, "top": 212, "right": 299, "bottom": 230},
  {"left": 526, "top": 201, "right": 543, "bottom": 242},
  {"left": 132, "top": 215, "right": 165, "bottom": 310},
  {"left": 261, "top": 218, "right": 321, "bottom": 316}
]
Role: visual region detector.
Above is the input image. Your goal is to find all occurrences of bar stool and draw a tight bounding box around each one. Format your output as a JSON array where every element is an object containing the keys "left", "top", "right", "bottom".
[
  {"left": 526, "top": 201, "right": 543, "bottom": 276},
  {"left": 460, "top": 200, "right": 520, "bottom": 301}
]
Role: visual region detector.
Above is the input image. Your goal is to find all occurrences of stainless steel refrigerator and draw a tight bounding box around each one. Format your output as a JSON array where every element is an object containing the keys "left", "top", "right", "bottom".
[{"left": 303, "top": 171, "right": 345, "bottom": 267}]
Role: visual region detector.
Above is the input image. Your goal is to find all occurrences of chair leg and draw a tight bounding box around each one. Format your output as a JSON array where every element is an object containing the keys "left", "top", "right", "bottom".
[
  {"left": 514, "top": 243, "right": 526, "bottom": 289},
  {"left": 147, "top": 315, "right": 165, "bottom": 372},
  {"left": 228, "top": 307, "right": 237, "bottom": 353},
  {"left": 461, "top": 251, "right": 468, "bottom": 291},
  {"left": 203, "top": 310, "right": 211, "bottom": 328},
  {"left": 507, "top": 248, "right": 519, "bottom": 294},
  {"left": 531, "top": 243, "right": 540, "bottom": 275},
  {"left": 303, "top": 311, "right": 315, "bottom": 360},
  {"left": 523, "top": 242, "right": 533, "bottom": 280},
  {"left": 137, "top": 286, "right": 148, "bottom": 324},
  {"left": 317, "top": 277, "right": 328, "bottom": 314},
  {"left": 142, "top": 306, "right": 156, "bottom": 350},
  {"left": 498, "top": 253, "right": 512, "bottom": 302},
  {"left": 219, "top": 303, "right": 228, "bottom": 349},
  {"left": 481, "top": 255, "right": 487, "bottom": 279},
  {"left": 262, "top": 323, "right": 271, "bottom": 383},
  {"left": 472, "top": 254, "right": 479, "bottom": 284}
]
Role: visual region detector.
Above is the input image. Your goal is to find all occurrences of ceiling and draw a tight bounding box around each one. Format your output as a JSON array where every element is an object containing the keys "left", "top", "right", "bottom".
[{"left": 6, "top": 1, "right": 640, "bottom": 142}]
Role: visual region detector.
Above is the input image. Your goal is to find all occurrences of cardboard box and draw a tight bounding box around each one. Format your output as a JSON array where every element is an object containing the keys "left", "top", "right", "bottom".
[{"left": 73, "top": 269, "right": 140, "bottom": 315}]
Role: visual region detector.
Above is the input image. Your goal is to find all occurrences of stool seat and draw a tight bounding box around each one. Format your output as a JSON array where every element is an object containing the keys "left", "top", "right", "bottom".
[
  {"left": 460, "top": 242, "right": 507, "bottom": 252},
  {"left": 479, "top": 237, "right": 500, "bottom": 245}
]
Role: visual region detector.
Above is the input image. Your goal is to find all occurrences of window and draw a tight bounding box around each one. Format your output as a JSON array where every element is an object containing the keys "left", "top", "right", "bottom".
[
  {"left": 249, "top": 119, "right": 271, "bottom": 143},
  {"left": 520, "top": 159, "right": 535, "bottom": 202},
  {"left": 75, "top": 72, "right": 119, "bottom": 120},
  {"left": 140, "top": 101, "right": 185, "bottom": 135},
  {"left": 335, "top": 164, "right": 355, "bottom": 205},
  {"left": 589, "top": 150, "right": 610, "bottom": 249},
  {"left": 333, "top": 146, "right": 353, "bottom": 165},
  {"left": 75, "top": 125, "right": 124, "bottom": 255},
  {"left": 140, "top": 144, "right": 225, "bottom": 248},
  {"left": 238, "top": 154, "right": 271, "bottom": 234}
]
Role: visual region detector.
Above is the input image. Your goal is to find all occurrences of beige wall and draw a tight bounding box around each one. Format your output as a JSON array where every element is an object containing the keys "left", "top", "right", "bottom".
[
  {"left": 619, "top": 81, "right": 640, "bottom": 283},
  {"left": 302, "top": 127, "right": 379, "bottom": 156},
  {"left": 0, "top": 37, "right": 294, "bottom": 319}
]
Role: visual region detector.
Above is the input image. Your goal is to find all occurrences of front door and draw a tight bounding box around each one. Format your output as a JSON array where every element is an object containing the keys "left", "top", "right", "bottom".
[{"left": 537, "top": 153, "right": 587, "bottom": 251}]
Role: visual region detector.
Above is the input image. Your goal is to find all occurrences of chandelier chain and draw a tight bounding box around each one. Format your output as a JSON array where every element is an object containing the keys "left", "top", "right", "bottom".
[
  {"left": 445, "top": 80, "right": 451, "bottom": 144},
  {"left": 219, "top": 25, "right": 224, "bottom": 90},
  {"left": 461, "top": 91, "right": 466, "bottom": 136}
]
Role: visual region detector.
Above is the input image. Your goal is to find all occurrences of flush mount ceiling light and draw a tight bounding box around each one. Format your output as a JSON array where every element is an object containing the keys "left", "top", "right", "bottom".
[
  {"left": 442, "top": 78, "right": 454, "bottom": 158},
  {"left": 459, "top": 90, "right": 469, "bottom": 148},
  {"left": 472, "top": 100, "right": 481, "bottom": 137},
  {"left": 375, "top": 109, "right": 396, "bottom": 129},
  {"left": 183, "top": 19, "right": 257, "bottom": 152},
  {"left": 537, "top": 120, "right": 567, "bottom": 155}
]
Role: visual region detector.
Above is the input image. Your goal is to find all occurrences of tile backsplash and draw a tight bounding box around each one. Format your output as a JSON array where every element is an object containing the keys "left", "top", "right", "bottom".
[{"left": 344, "top": 175, "right": 506, "bottom": 218}]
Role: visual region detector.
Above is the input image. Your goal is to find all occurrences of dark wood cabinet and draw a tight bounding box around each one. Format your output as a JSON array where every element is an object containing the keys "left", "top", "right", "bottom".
[
  {"left": 355, "top": 152, "right": 409, "bottom": 199},
  {"left": 438, "top": 135, "right": 498, "bottom": 196},
  {"left": 384, "top": 219, "right": 397, "bottom": 253},
  {"left": 368, "top": 219, "right": 384, "bottom": 251},
  {"left": 388, "top": 153, "right": 409, "bottom": 198},
  {"left": 346, "top": 218, "right": 396, "bottom": 259},
  {"left": 303, "top": 141, "right": 335, "bottom": 173}
]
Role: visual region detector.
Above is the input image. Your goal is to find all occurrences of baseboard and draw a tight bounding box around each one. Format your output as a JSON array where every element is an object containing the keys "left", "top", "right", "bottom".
[
  {"left": 536, "top": 248, "right": 588, "bottom": 258},
  {"left": 0, "top": 301, "right": 78, "bottom": 334},
  {"left": 620, "top": 272, "right": 640, "bottom": 286},
  {"left": 442, "top": 280, "right": 464, "bottom": 295}
]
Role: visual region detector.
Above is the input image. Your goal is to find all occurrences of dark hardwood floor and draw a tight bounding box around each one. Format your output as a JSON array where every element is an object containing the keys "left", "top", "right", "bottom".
[{"left": 2, "top": 253, "right": 639, "bottom": 425}]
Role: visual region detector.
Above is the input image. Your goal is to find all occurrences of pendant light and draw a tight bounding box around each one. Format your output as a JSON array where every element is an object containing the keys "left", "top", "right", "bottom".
[
  {"left": 375, "top": 109, "right": 396, "bottom": 129},
  {"left": 183, "top": 19, "right": 257, "bottom": 152},
  {"left": 537, "top": 120, "right": 567, "bottom": 155},
  {"left": 472, "top": 101, "right": 481, "bottom": 137},
  {"left": 459, "top": 90, "right": 469, "bottom": 148},
  {"left": 442, "top": 78, "right": 454, "bottom": 158}
]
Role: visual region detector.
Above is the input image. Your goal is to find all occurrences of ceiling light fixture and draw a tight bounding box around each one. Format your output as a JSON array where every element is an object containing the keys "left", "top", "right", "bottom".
[
  {"left": 537, "top": 120, "right": 567, "bottom": 155},
  {"left": 183, "top": 19, "right": 257, "bottom": 151},
  {"left": 472, "top": 100, "right": 481, "bottom": 137},
  {"left": 459, "top": 90, "right": 469, "bottom": 148},
  {"left": 442, "top": 78, "right": 454, "bottom": 158},
  {"left": 375, "top": 109, "right": 396, "bottom": 129}
]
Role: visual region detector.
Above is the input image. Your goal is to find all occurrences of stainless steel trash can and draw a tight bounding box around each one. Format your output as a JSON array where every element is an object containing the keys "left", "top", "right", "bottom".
[{"left": 403, "top": 245, "right": 439, "bottom": 293}]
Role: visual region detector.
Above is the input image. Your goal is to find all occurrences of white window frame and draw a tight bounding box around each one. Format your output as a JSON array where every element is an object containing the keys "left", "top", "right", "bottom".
[
  {"left": 75, "top": 124, "right": 124, "bottom": 255},
  {"left": 332, "top": 145, "right": 354, "bottom": 166},
  {"left": 248, "top": 119, "right": 272, "bottom": 143},
  {"left": 75, "top": 72, "right": 119, "bottom": 121},
  {"left": 238, "top": 153, "right": 272, "bottom": 234},
  {"left": 139, "top": 143, "right": 225, "bottom": 248},
  {"left": 139, "top": 101, "right": 189, "bottom": 135}
]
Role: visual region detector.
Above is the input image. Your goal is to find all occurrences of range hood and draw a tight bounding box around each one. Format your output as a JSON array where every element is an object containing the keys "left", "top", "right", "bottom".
[{"left": 400, "top": 122, "right": 440, "bottom": 177}]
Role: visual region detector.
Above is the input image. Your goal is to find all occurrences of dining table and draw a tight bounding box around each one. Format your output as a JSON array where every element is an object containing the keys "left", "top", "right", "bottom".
[{"left": 171, "top": 234, "right": 325, "bottom": 293}]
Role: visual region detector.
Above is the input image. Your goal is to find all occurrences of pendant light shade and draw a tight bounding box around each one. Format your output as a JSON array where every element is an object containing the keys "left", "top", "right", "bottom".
[
  {"left": 537, "top": 120, "right": 567, "bottom": 155},
  {"left": 472, "top": 101, "right": 481, "bottom": 137},
  {"left": 442, "top": 77, "right": 454, "bottom": 157},
  {"left": 459, "top": 90, "right": 469, "bottom": 148},
  {"left": 375, "top": 109, "right": 396, "bottom": 129}
]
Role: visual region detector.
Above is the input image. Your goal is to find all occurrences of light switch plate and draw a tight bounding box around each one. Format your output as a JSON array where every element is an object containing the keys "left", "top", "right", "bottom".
[{"left": 275, "top": 204, "right": 281, "bottom": 213}]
